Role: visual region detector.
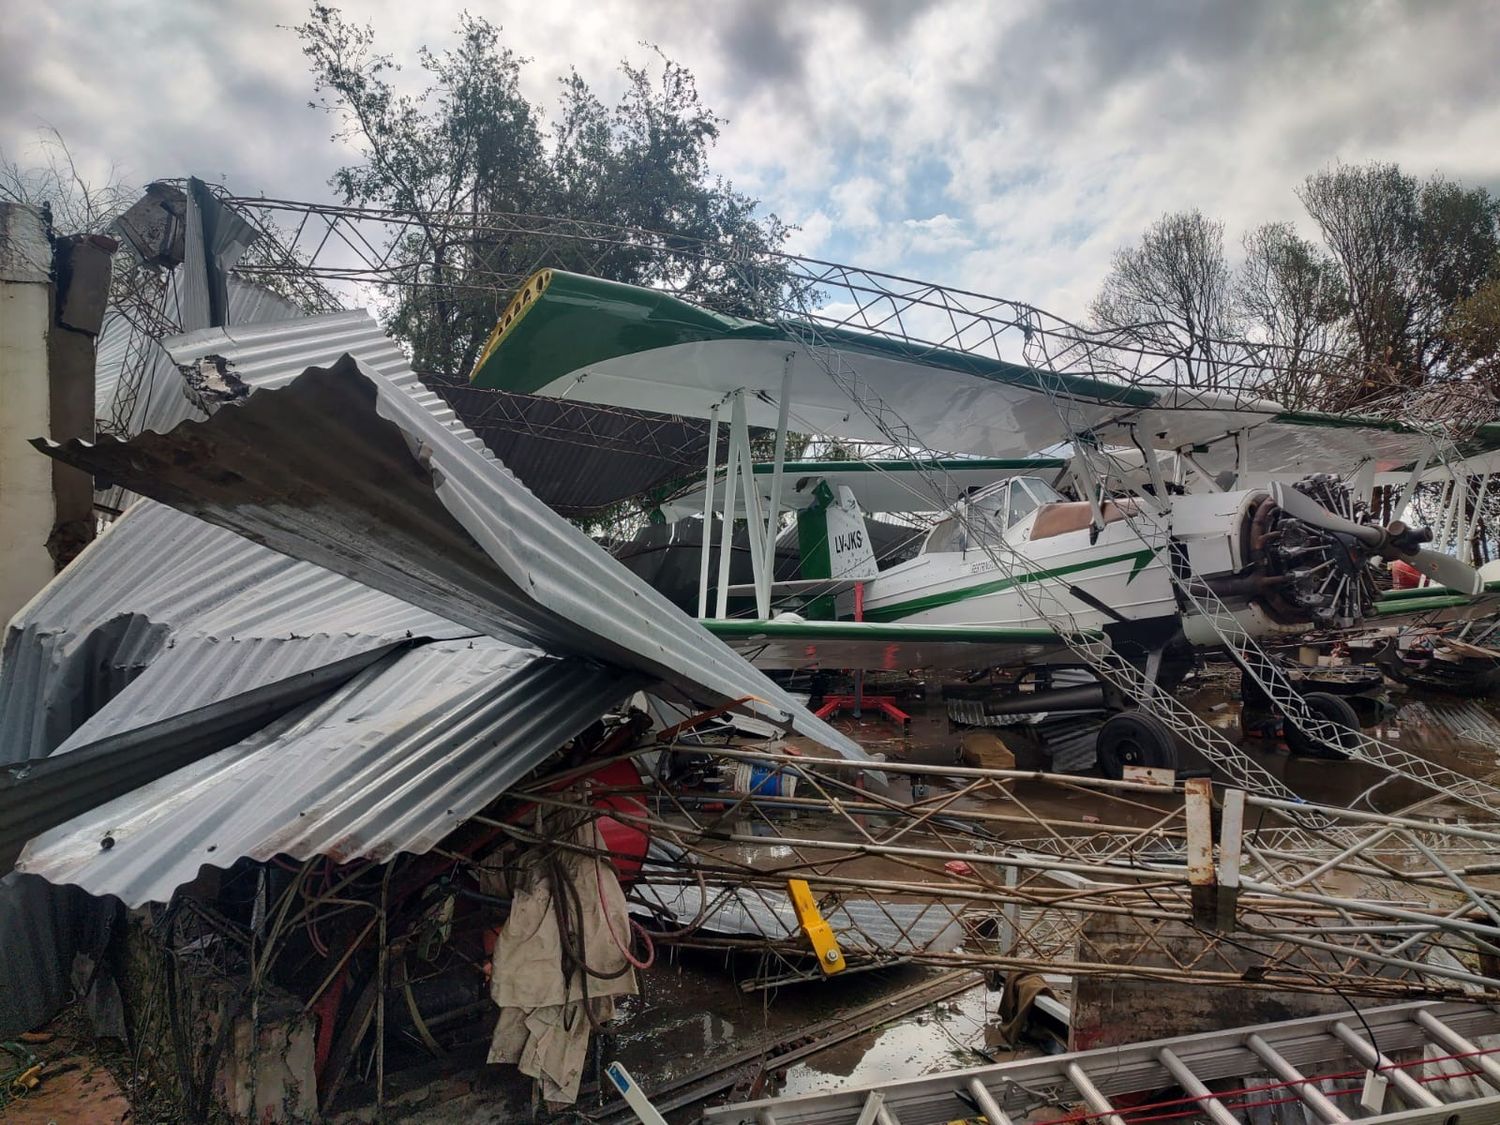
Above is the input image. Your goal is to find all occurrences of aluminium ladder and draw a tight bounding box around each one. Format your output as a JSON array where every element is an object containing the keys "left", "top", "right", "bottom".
[{"left": 705, "top": 1000, "right": 1500, "bottom": 1125}]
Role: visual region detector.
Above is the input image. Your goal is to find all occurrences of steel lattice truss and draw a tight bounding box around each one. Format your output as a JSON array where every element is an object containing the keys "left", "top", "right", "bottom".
[
  {"left": 420, "top": 371, "right": 712, "bottom": 462},
  {"left": 497, "top": 746, "right": 1500, "bottom": 1002},
  {"left": 217, "top": 192, "right": 1379, "bottom": 412}
]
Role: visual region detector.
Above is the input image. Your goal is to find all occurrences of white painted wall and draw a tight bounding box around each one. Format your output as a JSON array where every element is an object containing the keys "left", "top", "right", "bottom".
[{"left": 0, "top": 206, "right": 56, "bottom": 627}]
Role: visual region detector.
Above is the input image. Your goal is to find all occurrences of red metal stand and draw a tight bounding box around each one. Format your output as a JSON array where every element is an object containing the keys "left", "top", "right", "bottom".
[
  {"left": 814, "top": 579, "right": 911, "bottom": 729},
  {"left": 813, "top": 694, "right": 912, "bottom": 730}
]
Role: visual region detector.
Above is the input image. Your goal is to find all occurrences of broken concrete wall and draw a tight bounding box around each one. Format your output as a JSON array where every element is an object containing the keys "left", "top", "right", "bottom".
[
  {"left": 1, "top": 204, "right": 57, "bottom": 623},
  {"left": 118, "top": 912, "right": 318, "bottom": 1122},
  {"left": 0, "top": 203, "right": 114, "bottom": 626}
]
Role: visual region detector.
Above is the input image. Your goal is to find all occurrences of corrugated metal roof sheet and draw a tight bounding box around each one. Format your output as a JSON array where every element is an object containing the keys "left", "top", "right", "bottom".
[
  {"left": 94, "top": 278, "right": 304, "bottom": 429},
  {"left": 52, "top": 633, "right": 403, "bottom": 754},
  {"left": 0, "top": 873, "right": 117, "bottom": 1038},
  {"left": 16, "top": 639, "right": 639, "bottom": 904},
  {"left": 0, "top": 500, "right": 470, "bottom": 763},
  {"left": 42, "top": 336, "right": 869, "bottom": 761},
  {"left": 163, "top": 309, "right": 494, "bottom": 459}
]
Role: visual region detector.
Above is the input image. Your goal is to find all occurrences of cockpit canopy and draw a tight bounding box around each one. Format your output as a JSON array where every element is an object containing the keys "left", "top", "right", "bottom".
[{"left": 921, "top": 476, "right": 1062, "bottom": 554}]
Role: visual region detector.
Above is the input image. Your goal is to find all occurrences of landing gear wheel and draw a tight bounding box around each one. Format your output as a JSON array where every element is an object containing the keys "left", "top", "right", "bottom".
[
  {"left": 1283, "top": 692, "right": 1360, "bottom": 760},
  {"left": 1096, "top": 711, "right": 1179, "bottom": 779}
]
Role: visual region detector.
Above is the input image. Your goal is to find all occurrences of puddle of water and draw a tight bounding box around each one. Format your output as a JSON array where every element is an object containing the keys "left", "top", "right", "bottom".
[{"left": 777, "top": 983, "right": 1014, "bottom": 1096}]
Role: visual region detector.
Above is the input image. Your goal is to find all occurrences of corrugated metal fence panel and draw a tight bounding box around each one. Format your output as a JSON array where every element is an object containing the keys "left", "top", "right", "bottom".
[
  {"left": 39, "top": 354, "right": 871, "bottom": 762},
  {"left": 0, "top": 873, "right": 118, "bottom": 1039},
  {"left": 17, "top": 639, "right": 637, "bottom": 905}
]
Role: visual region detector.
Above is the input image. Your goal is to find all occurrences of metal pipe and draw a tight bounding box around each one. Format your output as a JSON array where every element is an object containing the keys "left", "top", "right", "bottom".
[
  {"left": 732, "top": 392, "right": 771, "bottom": 621},
  {"left": 760, "top": 355, "right": 793, "bottom": 613},
  {"left": 1329, "top": 1020, "right": 1442, "bottom": 1108},
  {"left": 1156, "top": 1047, "right": 1239, "bottom": 1125},
  {"left": 1245, "top": 797, "right": 1500, "bottom": 847},
  {"left": 1064, "top": 1061, "right": 1128, "bottom": 1125},
  {"left": 714, "top": 392, "right": 743, "bottom": 620},
  {"left": 1245, "top": 1033, "right": 1349, "bottom": 1123},
  {"left": 1464, "top": 473, "right": 1494, "bottom": 566},
  {"left": 966, "top": 1079, "right": 1014, "bottom": 1125},
  {"left": 983, "top": 683, "right": 1107, "bottom": 716},
  {"left": 1415, "top": 1007, "right": 1500, "bottom": 1091}
]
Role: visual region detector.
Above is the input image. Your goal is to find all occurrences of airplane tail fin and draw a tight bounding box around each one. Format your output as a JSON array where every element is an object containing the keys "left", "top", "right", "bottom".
[{"left": 797, "top": 481, "right": 879, "bottom": 581}]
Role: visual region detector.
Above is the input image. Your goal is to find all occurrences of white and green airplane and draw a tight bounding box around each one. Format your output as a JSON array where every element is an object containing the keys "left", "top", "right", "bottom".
[
  {"left": 667, "top": 459, "right": 1496, "bottom": 667},
  {"left": 471, "top": 270, "right": 1500, "bottom": 766}
]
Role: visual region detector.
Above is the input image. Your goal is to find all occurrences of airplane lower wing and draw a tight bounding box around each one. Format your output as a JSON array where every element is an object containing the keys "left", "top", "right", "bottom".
[
  {"left": 1369, "top": 580, "right": 1500, "bottom": 629},
  {"left": 700, "top": 618, "right": 1086, "bottom": 671}
]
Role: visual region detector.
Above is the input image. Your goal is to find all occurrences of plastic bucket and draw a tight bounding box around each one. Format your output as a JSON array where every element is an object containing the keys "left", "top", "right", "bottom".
[{"left": 731, "top": 762, "right": 798, "bottom": 799}]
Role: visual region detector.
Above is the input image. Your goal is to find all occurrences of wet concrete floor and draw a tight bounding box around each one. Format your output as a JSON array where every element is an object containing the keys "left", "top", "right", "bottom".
[
  {"left": 385, "top": 663, "right": 1500, "bottom": 1120},
  {"left": 593, "top": 664, "right": 1500, "bottom": 1118}
]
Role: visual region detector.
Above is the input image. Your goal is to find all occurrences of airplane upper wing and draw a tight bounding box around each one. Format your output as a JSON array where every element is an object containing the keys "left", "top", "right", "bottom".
[
  {"left": 470, "top": 270, "right": 1500, "bottom": 476},
  {"left": 700, "top": 618, "right": 1087, "bottom": 671}
]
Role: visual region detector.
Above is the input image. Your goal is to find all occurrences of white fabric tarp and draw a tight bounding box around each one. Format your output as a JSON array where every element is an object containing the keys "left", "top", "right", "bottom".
[{"left": 488, "top": 825, "right": 637, "bottom": 1105}]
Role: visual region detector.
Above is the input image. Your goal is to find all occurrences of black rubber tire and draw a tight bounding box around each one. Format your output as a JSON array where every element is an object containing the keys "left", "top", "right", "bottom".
[
  {"left": 1284, "top": 691, "right": 1360, "bottom": 759},
  {"left": 1096, "top": 711, "right": 1180, "bottom": 779}
]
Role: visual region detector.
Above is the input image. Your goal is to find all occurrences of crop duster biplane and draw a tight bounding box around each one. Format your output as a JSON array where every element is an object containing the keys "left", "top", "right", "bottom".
[{"left": 472, "top": 271, "right": 1500, "bottom": 770}]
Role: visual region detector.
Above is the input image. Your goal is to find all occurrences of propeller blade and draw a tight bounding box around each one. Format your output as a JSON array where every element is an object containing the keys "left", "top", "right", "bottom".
[
  {"left": 1270, "top": 482, "right": 1384, "bottom": 546},
  {"left": 1399, "top": 548, "right": 1483, "bottom": 596}
]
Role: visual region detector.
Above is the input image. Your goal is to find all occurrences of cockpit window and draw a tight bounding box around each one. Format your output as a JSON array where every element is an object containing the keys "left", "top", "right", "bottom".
[
  {"left": 921, "top": 477, "right": 1062, "bottom": 553},
  {"left": 1006, "top": 485, "right": 1039, "bottom": 527},
  {"left": 922, "top": 517, "right": 962, "bottom": 554}
]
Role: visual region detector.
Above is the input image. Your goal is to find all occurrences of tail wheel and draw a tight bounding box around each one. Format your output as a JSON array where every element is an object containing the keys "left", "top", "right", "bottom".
[
  {"left": 1283, "top": 691, "right": 1360, "bottom": 759},
  {"left": 1096, "top": 711, "right": 1179, "bottom": 779}
]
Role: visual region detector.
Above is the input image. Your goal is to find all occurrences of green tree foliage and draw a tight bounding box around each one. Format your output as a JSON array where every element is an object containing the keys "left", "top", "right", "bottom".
[
  {"left": 1296, "top": 163, "right": 1499, "bottom": 403},
  {"left": 1446, "top": 271, "right": 1500, "bottom": 393},
  {"left": 295, "top": 4, "right": 797, "bottom": 377}
]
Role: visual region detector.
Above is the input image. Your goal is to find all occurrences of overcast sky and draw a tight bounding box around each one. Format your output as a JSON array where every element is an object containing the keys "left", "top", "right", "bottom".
[{"left": 5, "top": 0, "right": 1499, "bottom": 320}]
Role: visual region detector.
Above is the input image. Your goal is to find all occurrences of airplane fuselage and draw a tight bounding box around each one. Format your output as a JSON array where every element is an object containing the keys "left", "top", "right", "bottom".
[{"left": 853, "top": 485, "right": 1308, "bottom": 646}]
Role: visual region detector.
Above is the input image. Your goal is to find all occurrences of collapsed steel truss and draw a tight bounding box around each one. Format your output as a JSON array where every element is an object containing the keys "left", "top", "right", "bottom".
[
  {"left": 215, "top": 192, "right": 1366, "bottom": 408},
  {"left": 507, "top": 746, "right": 1500, "bottom": 1002}
]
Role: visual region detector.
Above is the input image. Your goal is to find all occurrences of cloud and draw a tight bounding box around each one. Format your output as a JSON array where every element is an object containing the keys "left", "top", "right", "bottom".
[
  {"left": 785, "top": 209, "right": 833, "bottom": 256},
  {"left": 5, "top": 0, "right": 1500, "bottom": 327},
  {"left": 901, "top": 213, "right": 971, "bottom": 255},
  {"left": 829, "top": 176, "right": 885, "bottom": 229}
]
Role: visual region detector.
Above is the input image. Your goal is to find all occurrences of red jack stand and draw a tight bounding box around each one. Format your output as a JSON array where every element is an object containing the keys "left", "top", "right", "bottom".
[{"left": 814, "top": 694, "right": 911, "bottom": 731}]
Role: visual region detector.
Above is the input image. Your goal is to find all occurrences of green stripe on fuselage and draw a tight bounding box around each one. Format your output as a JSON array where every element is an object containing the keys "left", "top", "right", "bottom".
[{"left": 861, "top": 547, "right": 1159, "bottom": 623}]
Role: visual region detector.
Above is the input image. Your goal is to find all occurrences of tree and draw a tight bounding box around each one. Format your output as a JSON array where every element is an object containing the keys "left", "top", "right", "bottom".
[
  {"left": 1446, "top": 271, "right": 1500, "bottom": 393},
  {"left": 1090, "top": 210, "right": 1237, "bottom": 388},
  {"left": 0, "top": 127, "right": 134, "bottom": 234},
  {"left": 1297, "top": 162, "right": 1499, "bottom": 402},
  {"left": 1236, "top": 222, "right": 1349, "bottom": 406},
  {"left": 294, "top": 5, "right": 797, "bottom": 378},
  {"left": 1415, "top": 178, "right": 1500, "bottom": 373}
]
